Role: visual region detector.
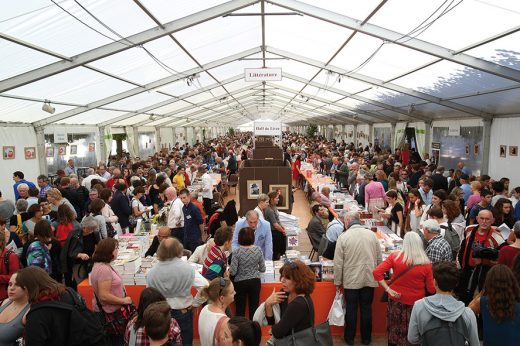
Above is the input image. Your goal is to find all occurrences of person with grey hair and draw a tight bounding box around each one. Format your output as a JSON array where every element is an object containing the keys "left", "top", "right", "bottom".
[
  {"left": 309, "top": 191, "right": 322, "bottom": 212},
  {"left": 60, "top": 215, "right": 101, "bottom": 288},
  {"left": 232, "top": 210, "right": 273, "bottom": 260},
  {"left": 423, "top": 219, "right": 452, "bottom": 263},
  {"left": 9, "top": 199, "right": 29, "bottom": 236},
  {"left": 16, "top": 183, "right": 30, "bottom": 200},
  {"left": 334, "top": 210, "right": 382, "bottom": 345},
  {"left": 81, "top": 167, "right": 107, "bottom": 191},
  {"left": 0, "top": 190, "right": 15, "bottom": 226}
]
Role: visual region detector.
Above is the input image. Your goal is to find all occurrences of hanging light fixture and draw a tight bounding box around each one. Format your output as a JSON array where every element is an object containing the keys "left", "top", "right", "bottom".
[{"left": 42, "top": 100, "right": 55, "bottom": 114}]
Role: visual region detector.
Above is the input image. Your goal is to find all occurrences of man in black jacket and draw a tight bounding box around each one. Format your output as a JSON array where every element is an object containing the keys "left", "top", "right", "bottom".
[
  {"left": 110, "top": 183, "right": 131, "bottom": 233},
  {"left": 431, "top": 166, "right": 449, "bottom": 191},
  {"left": 145, "top": 227, "right": 171, "bottom": 257}
]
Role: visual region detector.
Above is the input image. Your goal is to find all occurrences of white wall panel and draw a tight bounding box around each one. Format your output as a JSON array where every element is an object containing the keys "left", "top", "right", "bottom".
[
  {"left": 488, "top": 118, "right": 520, "bottom": 189},
  {"left": 0, "top": 126, "right": 40, "bottom": 201}
]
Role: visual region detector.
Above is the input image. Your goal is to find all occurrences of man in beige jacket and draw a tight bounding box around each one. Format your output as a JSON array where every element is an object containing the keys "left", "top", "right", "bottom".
[{"left": 334, "top": 211, "right": 382, "bottom": 346}]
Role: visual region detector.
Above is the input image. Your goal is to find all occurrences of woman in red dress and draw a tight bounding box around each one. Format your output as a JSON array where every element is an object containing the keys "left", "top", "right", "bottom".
[{"left": 291, "top": 155, "right": 301, "bottom": 189}]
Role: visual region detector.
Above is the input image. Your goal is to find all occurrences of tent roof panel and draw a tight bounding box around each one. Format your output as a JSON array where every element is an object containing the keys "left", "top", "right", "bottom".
[
  {"left": 138, "top": 0, "right": 226, "bottom": 24},
  {"left": 0, "top": 41, "right": 59, "bottom": 80},
  {"left": 466, "top": 31, "right": 520, "bottom": 72},
  {"left": 59, "top": 109, "right": 127, "bottom": 125},
  {"left": 0, "top": 97, "right": 76, "bottom": 123}
]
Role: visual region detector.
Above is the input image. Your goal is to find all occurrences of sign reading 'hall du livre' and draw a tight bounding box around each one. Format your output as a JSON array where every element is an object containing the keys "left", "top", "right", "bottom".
[{"left": 244, "top": 68, "right": 282, "bottom": 82}]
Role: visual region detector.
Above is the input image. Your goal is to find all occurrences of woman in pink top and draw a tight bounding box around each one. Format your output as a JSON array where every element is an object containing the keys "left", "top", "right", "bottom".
[
  {"left": 364, "top": 172, "right": 386, "bottom": 216},
  {"left": 466, "top": 181, "right": 482, "bottom": 210},
  {"left": 91, "top": 238, "right": 133, "bottom": 346}
]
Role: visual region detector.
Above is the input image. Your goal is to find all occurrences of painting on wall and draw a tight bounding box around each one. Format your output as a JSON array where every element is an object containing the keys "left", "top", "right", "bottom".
[
  {"left": 58, "top": 144, "right": 67, "bottom": 156},
  {"left": 474, "top": 144, "right": 480, "bottom": 156},
  {"left": 247, "top": 180, "right": 262, "bottom": 200},
  {"left": 88, "top": 143, "right": 95, "bottom": 152},
  {"left": 465, "top": 144, "right": 470, "bottom": 156},
  {"left": 269, "top": 184, "right": 289, "bottom": 210},
  {"left": 70, "top": 145, "right": 77, "bottom": 155},
  {"left": 24, "top": 147, "right": 36, "bottom": 160},
  {"left": 46, "top": 146, "right": 54, "bottom": 158},
  {"left": 510, "top": 146, "right": 518, "bottom": 157},
  {"left": 500, "top": 145, "right": 507, "bottom": 158},
  {"left": 2, "top": 146, "right": 15, "bottom": 160}
]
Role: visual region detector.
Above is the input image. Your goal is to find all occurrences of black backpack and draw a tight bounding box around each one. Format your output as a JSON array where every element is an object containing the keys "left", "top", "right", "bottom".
[
  {"left": 422, "top": 315, "right": 470, "bottom": 346},
  {"left": 28, "top": 287, "right": 105, "bottom": 346},
  {"left": 440, "top": 222, "right": 461, "bottom": 258}
]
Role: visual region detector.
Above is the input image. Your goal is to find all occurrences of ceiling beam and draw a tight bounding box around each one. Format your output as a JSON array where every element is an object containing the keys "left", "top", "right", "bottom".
[
  {"left": 267, "top": 0, "right": 520, "bottom": 83},
  {"left": 32, "top": 47, "right": 261, "bottom": 127},
  {"left": 99, "top": 74, "right": 245, "bottom": 127},
  {"left": 0, "top": 0, "right": 259, "bottom": 93},
  {"left": 282, "top": 72, "right": 433, "bottom": 122},
  {"left": 268, "top": 46, "right": 493, "bottom": 120}
]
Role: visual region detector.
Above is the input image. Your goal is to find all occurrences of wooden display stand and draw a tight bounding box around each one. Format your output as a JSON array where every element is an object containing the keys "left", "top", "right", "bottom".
[{"left": 238, "top": 159, "right": 292, "bottom": 216}]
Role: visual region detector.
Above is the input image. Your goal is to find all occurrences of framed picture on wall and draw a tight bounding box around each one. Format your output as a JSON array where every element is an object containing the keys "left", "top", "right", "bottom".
[
  {"left": 88, "top": 143, "right": 95, "bottom": 152},
  {"left": 510, "top": 146, "right": 518, "bottom": 157},
  {"left": 269, "top": 184, "right": 289, "bottom": 210},
  {"left": 58, "top": 144, "right": 66, "bottom": 156},
  {"left": 465, "top": 144, "right": 470, "bottom": 156},
  {"left": 70, "top": 145, "right": 77, "bottom": 155},
  {"left": 247, "top": 180, "right": 262, "bottom": 199},
  {"left": 474, "top": 144, "right": 480, "bottom": 156},
  {"left": 24, "top": 147, "right": 36, "bottom": 160},
  {"left": 500, "top": 145, "right": 507, "bottom": 158},
  {"left": 2, "top": 146, "right": 15, "bottom": 160},
  {"left": 46, "top": 146, "right": 54, "bottom": 158}
]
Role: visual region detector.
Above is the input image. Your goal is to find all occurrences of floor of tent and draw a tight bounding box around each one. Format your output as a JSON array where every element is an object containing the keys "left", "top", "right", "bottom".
[{"left": 202, "top": 186, "right": 389, "bottom": 346}]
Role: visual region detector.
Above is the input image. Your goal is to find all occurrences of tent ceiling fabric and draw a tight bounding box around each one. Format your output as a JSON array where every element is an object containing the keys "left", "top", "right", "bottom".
[{"left": 1, "top": 0, "right": 520, "bottom": 128}]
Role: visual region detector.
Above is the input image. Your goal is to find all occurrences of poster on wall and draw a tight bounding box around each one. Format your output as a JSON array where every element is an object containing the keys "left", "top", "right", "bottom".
[
  {"left": 500, "top": 145, "right": 507, "bottom": 158},
  {"left": 247, "top": 180, "right": 262, "bottom": 200},
  {"left": 58, "top": 144, "right": 67, "bottom": 156},
  {"left": 269, "top": 184, "right": 289, "bottom": 210},
  {"left": 431, "top": 142, "right": 440, "bottom": 165},
  {"left": 465, "top": 144, "right": 470, "bottom": 156},
  {"left": 509, "top": 146, "right": 518, "bottom": 157},
  {"left": 70, "top": 145, "right": 77, "bottom": 155},
  {"left": 2, "top": 146, "right": 15, "bottom": 160},
  {"left": 474, "top": 144, "right": 480, "bottom": 156},
  {"left": 24, "top": 147, "right": 36, "bottom": 160},
  {"left": 46, "top": 147, "right": 54, "bottom": 158},
  {"left": 88, "top": 143, "right": 95, "bottom": 152}
]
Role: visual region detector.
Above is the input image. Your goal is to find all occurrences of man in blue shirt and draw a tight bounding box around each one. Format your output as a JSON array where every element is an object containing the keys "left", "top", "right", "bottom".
[
  {"left": 233, "top": 210, "right": 273, "bottom": 260},
  {"left": 419, "top": 178, "right": 433, "bottom": 205},
  {"left": 13, "top": 171, "right": 36, "bottom": 200},
  {"left": 460, "top": 173, "right": 471, "bottom": 203},
  {"left": 179, "top": 188, "right": 204, "bottom": 252}
]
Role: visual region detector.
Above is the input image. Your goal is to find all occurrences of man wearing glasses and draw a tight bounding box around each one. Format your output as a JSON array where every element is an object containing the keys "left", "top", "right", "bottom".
[
  {"left": 144, "top": 226, "right": 171, "bottom": 257},
  {"left": 456, "top": 210, "right": 504, "bottom": 305}
]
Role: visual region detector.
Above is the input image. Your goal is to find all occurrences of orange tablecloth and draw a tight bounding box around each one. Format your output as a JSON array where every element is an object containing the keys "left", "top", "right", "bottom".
[{"left": 77, "top": 280, "right": 388, "bottom": 338}]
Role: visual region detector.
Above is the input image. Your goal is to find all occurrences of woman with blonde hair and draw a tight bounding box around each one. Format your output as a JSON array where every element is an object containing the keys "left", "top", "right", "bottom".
[
  {"left": 253, "top": 194, "right": 269, "bottom": 220},
  {"left": 466, "top": 181, "right": 482, "bottom": 210},
  {"left": 373, "top": 232, "right": 435, "bottom": 346},
  {"left": 375, "top": 169, "right": 389, "bottom": 192},
  {"left": 46, "top": 188, "right": 77, "bottom": 219}
]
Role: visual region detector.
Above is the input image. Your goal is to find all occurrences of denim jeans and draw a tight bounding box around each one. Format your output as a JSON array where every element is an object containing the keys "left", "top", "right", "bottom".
[
  {"left": 344, "top": 287, "right": 374, "bottom": 344},
  {"left": 171, "top": 309, "right": 193, "bottom": 346}
]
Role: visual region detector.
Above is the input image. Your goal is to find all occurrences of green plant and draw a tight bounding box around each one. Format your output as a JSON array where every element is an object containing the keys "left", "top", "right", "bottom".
[
  {"left": 306, "top": 124, "right": 318, "bottom": 137},
  {"left": 228, "top": 127, "right": 235, "bottom": 136}
]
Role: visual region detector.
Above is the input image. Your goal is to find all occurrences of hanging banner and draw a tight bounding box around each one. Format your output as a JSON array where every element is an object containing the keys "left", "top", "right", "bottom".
[
  {"left": 54, "top": 131, "right": 68, "bottom": 143},
  {"left": 245, "top": 68, "right": 282, "bottom": 82},
  {"left": 254, "top": 121, "right": 282, "bottom": 136}
]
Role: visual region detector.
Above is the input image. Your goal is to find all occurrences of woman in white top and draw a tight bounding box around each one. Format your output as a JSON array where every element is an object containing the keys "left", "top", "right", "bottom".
[
  {"left": 198, "top": 277, "right": 235, "bottom": 346},
  {"left": 131, "top": 186, "right": 150, "bottom": 221},
  {"left": 98, "top": 188, "right": 121, "bottom": 234},
  {"left": 253, "top": 194, "right": 269, "bottom": 220},
  {"left": 419, "top": 190, "right": 448, "bottom": 227},
  {"left": 406, "top": 189, "right": 425, "bottom": 233}
]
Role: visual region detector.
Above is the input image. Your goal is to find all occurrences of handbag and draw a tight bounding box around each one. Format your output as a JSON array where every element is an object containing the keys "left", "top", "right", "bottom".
[
  {"left": 270, "top": 296, "right": 333, "bottom": 346},
  {"left": 94, "top": 269, "right": 137, "bottom": 336},
  {"left": 106, "top": 222, "right": 116, "bottom": 238},
  {"left": 380, "top": 264, "right": 417, "bottom": 302}
]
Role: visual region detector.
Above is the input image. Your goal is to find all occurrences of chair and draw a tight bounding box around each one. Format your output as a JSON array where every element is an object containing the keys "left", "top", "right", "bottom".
[
  {"left": 227, "top": 174, "right": 239, "bottom": 194},
  {"left": 306, "top": 229, "right": 320, "bottom": 261}
]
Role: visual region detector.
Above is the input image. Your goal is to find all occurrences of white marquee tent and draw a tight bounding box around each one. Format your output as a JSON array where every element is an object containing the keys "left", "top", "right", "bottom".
[{"left": 1, "top": 0, "right": 520, "bottom": 200}]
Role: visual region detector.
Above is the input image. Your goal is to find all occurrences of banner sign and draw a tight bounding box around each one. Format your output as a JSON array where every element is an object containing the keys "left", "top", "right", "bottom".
[
  {"left": 254, "top": 121, "right": 282, "bottom": 136},
  {"left": 54, "top": 131, "right": 68, "bottom": 143},
  {"left": 245, "top": 68, "right": 282, "bottom": 82},
  {"left": 448, "top": 125, "right": 460, "bottom": 136}
]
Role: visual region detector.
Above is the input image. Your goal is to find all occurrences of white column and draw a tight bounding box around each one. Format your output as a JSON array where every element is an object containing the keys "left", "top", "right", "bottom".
[
  {"left": 155, "top": 127, "right": 161, "bottom": 151},
  {"left": 368, "top": 124, "right": 373, "bottom": 145},
  {"left": 353, "top": 125, "right": 358, "bottom": 147},
  {"left": 391, "top": 123, "right": 396, "bottom": 152},
  {"left": 424, "top": 121, "right": 432, "bottom": 159},
  {"left": 34, "top": 126, "right": 47, "bottom": 175},
  {"left": 481, "top": 119, "right": 492, "bottom": 175},
  {"left": 99, "top": 126, "right": 106, "bottom": 163}
]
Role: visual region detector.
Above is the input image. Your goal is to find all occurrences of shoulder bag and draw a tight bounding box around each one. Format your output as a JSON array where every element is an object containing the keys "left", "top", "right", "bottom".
[
  {"left": 380, "top": 264, "right": 417, "bottom": 302},
  {"left": 270, "top": 296, "right": 333, "bottom": 346}
]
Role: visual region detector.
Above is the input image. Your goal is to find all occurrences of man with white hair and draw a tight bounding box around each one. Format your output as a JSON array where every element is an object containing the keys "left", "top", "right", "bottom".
[
  {"left": 334, "top": 211, "right": 382, "bottom": 346},
  {"left": 81, "top": 168, "right": 107, "bottom": 191},
  {"left": 423, "top": 219, "right": 452, "bottom": 263}
]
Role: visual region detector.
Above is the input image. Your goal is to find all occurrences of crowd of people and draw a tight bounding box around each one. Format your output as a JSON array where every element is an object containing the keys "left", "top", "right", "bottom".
[{"left": 0, "top": 131, "right": 519, "bottom": 345}]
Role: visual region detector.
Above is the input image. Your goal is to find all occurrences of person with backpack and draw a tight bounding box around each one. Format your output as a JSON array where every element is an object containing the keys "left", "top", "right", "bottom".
[
  {"left": 423, "top": 220, "right": 452, "bottom": 263},
  {"left": 0, "top": 231, "right": 20, "bottom": 302},
  {"left": 408, "top": 261, "right": 479, "bottom": 346},
  {"left": 20, "top": 266, "right": 105, "bottom": 346}
]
